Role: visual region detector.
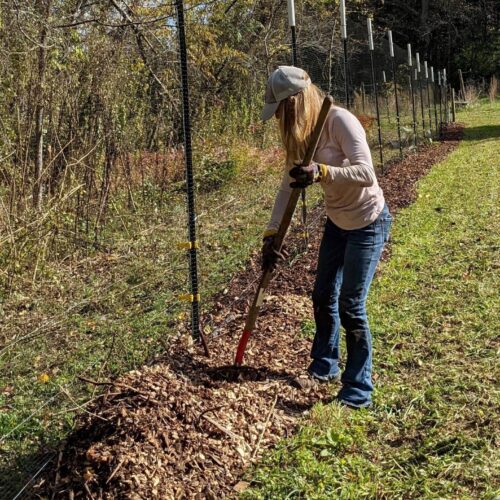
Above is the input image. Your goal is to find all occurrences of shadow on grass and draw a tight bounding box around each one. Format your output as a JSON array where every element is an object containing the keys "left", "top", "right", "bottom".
[
  {"left": 0, "top": 451, "right": 55, "bottom": 499},
  {"left": 461, "top": 124, "right": 500, "bottom": 141}
]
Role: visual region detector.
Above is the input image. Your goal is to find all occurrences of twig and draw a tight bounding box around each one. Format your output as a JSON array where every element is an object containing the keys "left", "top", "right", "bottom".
[
  {"left": 58, "top": 384, "right": 109, "bottom": 422},
  {"left": 106, "top": 458, "right": 125, "bottom": 484},
  {"left": 50, "top": 451, "right": 63, "bottom": 500},
  {"left": 194, "top": 405, "right": 226, "bottom": 427},
  {"left": 201, "top": 414, "right": 242, "bottom": 443},
  {"left": 77, "top": 375, "right": 113, "bottom": 387},
  {"left": 53, "top": 393, "right": 107, "bottom": 415},
  {"left": 83, "top": 482, "right": 95, "bottom": 500},
  {"left": 77, "top": 376, "right": 149, "bottom": 398},
  {"left": 250, "top": 392, "right": 278, "bottom": 461}
]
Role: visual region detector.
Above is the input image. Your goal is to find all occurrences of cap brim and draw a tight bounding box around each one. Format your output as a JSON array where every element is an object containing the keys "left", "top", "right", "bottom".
[{"left": 261, "top": 101, "right": 280, "bottom": 121}]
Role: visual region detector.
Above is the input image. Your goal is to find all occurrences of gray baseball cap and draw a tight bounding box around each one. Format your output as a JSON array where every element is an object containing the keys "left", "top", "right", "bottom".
[{"left": 261, "top": 66, "right": 312, "bottom": 121}]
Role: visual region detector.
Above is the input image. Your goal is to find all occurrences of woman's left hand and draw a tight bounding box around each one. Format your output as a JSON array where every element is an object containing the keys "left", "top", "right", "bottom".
[
  {"left": 289, "top": 162, "right": 321, "bottom": 188},
  {"left": 261, "top": 236, "right": 289, "bottom": 271}
]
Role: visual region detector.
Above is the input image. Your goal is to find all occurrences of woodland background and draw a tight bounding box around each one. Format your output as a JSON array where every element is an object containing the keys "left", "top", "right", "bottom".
[{"left": 0, "top": 0, "right": 498, "bottom": 260}]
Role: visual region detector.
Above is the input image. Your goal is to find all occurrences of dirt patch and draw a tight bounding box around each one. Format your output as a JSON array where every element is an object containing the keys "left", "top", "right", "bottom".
[{"left": 40, "top": 125, "right": 463, "bottom": 499}]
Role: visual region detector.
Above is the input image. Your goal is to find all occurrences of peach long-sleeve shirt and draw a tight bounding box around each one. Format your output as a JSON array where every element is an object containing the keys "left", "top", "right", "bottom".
[{"left": 265, "top": 105, "right": 385, "bottom": 234}]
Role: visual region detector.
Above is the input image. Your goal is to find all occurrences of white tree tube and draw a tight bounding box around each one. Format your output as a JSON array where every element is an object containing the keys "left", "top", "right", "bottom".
[
  {"left": 340, "top": 0, "right": 347, "bottom": 40},
  {"left": 388, "top": 30, "right": 394, "bottom": 57},
  {"left": 424, "top": 61, "right": 428, "bottom": 79},
  {"left": 438, "top": 71, "right": 441, "bottom": 85},
  {"left": 416, "top": 52, "right": 421, "bottom": 72},
  {"left": 407, "top": 43, "right": 412, "bottom": 66},
  {"left": 287, "top": 0, "right": 296, "bottom": 27},
  {"left": 367, "top": 18, "right": 374, "bottom": 51},
  {"left": 382, "top": 70, "right": 386, "bottom": 83},
  {"left": 431, "top": 66, "right": 434, "bottom": 82}
]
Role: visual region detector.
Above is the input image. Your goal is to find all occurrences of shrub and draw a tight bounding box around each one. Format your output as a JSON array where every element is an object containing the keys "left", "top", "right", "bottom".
[{"left": 197, "top": 158, "right": 237, "bottom": 192}]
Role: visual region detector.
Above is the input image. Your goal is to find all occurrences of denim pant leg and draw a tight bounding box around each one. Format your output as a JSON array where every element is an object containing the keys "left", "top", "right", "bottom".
[
  {"left": 308, "top": 218, "right": 345, "bottom": 380},
  {"left": 337, "top": 207, "right": 391, "bottom": 407}
]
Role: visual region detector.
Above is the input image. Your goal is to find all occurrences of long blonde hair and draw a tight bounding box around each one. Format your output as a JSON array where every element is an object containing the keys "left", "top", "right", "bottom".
[{"left": 276, "top": 82, "right": 325, "bottom": 166}]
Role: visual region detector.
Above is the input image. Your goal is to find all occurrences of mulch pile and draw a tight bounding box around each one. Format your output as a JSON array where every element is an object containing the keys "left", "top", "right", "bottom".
[{"left": 40, "top": 125, "right": 463, "bottom": 499}]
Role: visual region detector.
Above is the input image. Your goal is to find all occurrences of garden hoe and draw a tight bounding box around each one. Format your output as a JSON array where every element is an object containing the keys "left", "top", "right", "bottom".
[{"left": 234, "top": 95, "right": 333, "bottom": 367}]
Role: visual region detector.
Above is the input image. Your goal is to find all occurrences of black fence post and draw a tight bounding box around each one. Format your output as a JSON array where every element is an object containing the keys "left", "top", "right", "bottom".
[
  {"left": 451, "top": 88, "right": 456, "bottom": 122},
  {"left": 288, "top": 0, "right": 298, "bottom": 67},
  {"left": 444, "top": 68, "right": 449, "bottom": 124},
  {"left": 367, "top": 18, "right": 384, "bottom": 171},
  {"left": 416, "top": 53, "right": 426, "bottom": 138},
  {"left": 431, "top": 66, "right": 438, "bottom": 137},
  {"left": 382, "top": 71, "right": 391, "bottom": 123},
  {"left": 175, "top": 0, "right": 209, "bottom": 356},
  {"left": 388, "top": 30, "right": 402, "bottom": 158},
  {"left": 361, "top": 81, "right": 366, "bottom": 113},
  {"left": 340, "top": 0, "right": 350, "bottom": 109},
  {"left": 438, "top": 70, "right": 443, "bottom": 135},
  {"left": 424, "top": 61, "right": 433, "bottom": 137},
  {"left": 408, "top": 44, "right": 418, "bottom": 148},
  {"left": 287, "top": 0, "right": 308, "bottom": 250}
]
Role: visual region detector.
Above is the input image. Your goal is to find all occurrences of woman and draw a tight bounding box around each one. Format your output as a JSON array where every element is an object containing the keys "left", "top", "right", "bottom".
[{"left": 261, "top": 66, "right": 392, "bottom": 409}]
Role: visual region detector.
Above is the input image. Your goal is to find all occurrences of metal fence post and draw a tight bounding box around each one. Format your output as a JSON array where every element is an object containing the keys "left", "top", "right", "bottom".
[
  {"left": 382, "top": 70, "right": 390, "bottom": 123},
  {"left": 340, "top": 0, "right": 350, "bottom": 109},
  {"left": 416, "top": 53, "right": 426, "bottom": 137},
  {"left": 438, "top": 70, "right": 443, "bottom": 135},
  {"left": 451, "top": 87, "right": 456, "bottom": 122},
  {"left": 287, "top": 0, "right": 298, "bottom": 66},
  {"left": 361, "top": 81, "right": 366, "bottom": 113},
  {"left": 175, "top": 0, "right": 209, "bottom": 356},
  {"left": 424, "top": 61, "right": 433, "bottom": 137},
  {"left": 431, "top": 66, "right": 438, "bottom": 137},
  {"left": 367, "top": 18, "right": 384, "bottom": 171},
  {"left": 444, "top": 68, "right": 449, "bottom": 124},
  {"left": 287, "top": 0, "right": 308, "bottom": 250},
  {"left": 408, "top": 44, "right": 418, "bottom": 148},
  {"left": 388, "top": 30, "right": 402, "bottom": 158}
]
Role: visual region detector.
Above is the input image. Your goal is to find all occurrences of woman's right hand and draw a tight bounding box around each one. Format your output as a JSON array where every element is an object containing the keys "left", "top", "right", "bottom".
[{"left": 289, "top": 161, "right": 322, "bottom": 188}]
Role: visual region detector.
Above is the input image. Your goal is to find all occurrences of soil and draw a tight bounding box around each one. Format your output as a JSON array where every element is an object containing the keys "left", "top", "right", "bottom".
[{"left": 39, "top": 124, "right": 463, "bottom": 499}]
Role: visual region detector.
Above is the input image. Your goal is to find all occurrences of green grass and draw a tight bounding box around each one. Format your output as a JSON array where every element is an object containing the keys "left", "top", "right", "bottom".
[{"left": 244, "top": 99, "right": 500, "bottom": 498}]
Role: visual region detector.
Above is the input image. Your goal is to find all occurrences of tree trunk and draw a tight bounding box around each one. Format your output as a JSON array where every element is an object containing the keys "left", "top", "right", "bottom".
[{"left": 32, "top": 0, "right": 52, "bottom": 210}]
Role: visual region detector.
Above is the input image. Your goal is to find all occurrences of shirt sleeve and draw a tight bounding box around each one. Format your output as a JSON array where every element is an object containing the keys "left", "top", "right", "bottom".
[
  {"left": 318, "top": 111, "right": 377, "bottom": 187},
  {"left": 264, "top": 167, "right": 293, "bottom": 237}
]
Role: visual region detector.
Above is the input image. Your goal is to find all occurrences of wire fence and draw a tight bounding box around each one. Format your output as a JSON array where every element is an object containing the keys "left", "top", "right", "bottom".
[{"left": 0, "top": 0, "right": 457, "bottom": 497}]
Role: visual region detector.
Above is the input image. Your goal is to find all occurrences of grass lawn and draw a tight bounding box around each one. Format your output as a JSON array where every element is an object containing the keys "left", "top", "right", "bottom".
[{"left": 244, "top": 101, "right": 500, "bottom": 499}]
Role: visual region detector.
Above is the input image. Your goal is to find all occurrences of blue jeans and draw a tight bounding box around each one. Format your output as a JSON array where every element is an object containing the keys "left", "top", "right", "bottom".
[{"left": 309, "top": 205, "right": 392, "bottom": 407}]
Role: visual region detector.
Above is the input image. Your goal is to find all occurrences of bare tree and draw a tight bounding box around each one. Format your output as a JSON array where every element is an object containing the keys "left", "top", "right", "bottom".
[{"left": 32, "top": 0, "right": 53, "bottom": 210}]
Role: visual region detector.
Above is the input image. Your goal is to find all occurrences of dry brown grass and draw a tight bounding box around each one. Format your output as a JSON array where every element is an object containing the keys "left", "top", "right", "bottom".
[
  {"left": 464, "top": 83, "right": 480, "bottom": 104},
  {"left": 489, "top": 75, "right": 498, "bottom": 103}
]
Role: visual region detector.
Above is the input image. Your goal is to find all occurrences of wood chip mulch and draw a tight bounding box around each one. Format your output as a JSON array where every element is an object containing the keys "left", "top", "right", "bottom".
[{"left": 40, "top": 124, "right": 463, "bottom": 499}]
